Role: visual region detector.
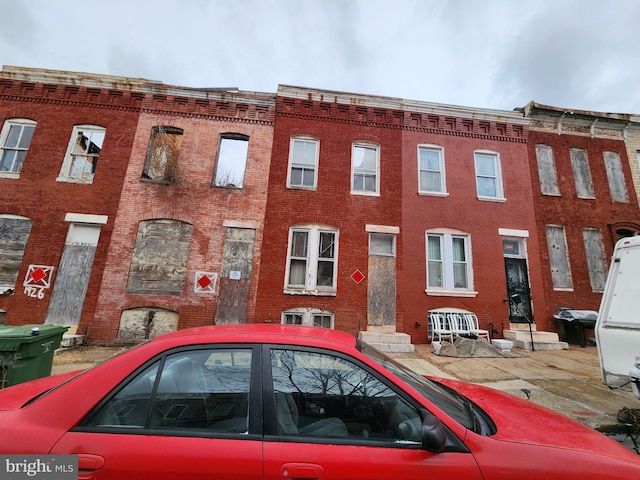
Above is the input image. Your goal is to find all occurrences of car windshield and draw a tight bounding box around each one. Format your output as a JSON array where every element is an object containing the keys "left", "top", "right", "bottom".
[{"left": 359, "top": 341, "right": 475, "bottom": 430}]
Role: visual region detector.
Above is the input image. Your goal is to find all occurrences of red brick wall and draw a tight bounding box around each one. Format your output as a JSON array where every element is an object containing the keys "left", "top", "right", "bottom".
[
  {"left": 0, "top": 83, "right": 139, "bottom": 329},
  {"left": 399, "top": 128, "right": 547, "bottom": 340},
  {"left": 527, "top": 130, "right": 640, "bottom": 324},
  {"left": 89, "top": 101, "right": 275, "bottom": 344},
  {"left": 254, "top": 102, "right": 403, "bottom": 338}
]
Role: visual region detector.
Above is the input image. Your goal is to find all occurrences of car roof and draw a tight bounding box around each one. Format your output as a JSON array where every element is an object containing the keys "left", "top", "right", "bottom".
[{"left": 153, "top": 324, "right": 358, "bottom": 349}]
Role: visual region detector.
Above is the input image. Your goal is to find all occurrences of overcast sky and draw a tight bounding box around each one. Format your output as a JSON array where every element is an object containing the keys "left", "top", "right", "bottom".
[{"left": 1, "top": 0, "right": 638, "bottom": 114}]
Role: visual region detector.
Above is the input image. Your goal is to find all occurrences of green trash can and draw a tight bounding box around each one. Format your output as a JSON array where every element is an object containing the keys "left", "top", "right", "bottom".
[{"left": 0, "top": 324, "right": 69, "bottom": 388}]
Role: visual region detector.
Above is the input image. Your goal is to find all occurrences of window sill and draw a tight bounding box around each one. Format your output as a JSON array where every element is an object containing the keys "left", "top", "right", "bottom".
[
  {"left": 287, "top": 185, "right": 317, "bottom": 191},
  {"left": 284, "top": 288, "right": 337, "bottom": 297},
  {"left": 477, "top": 196, "right": 506, "bottom": 203},
  {"left": 0, "top": 172, "right": 20, "bottom": 179},
  {"left": 141, "top": 177, "right": 174, "bottom": 185},
  {"left": 350, "top": 191, "right": 380, "bottom": 197},
  {"left": 419, "top": 191, "right": 449, "bottom": 198},
  {"left": 56, "top": 177, "right": 94, "bottom": 185},
  {"left": 425, "top": 289, "right": 478, "bottom": 298}
]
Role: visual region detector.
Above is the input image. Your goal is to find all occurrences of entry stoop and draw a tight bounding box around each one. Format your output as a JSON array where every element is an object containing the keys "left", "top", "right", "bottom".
[
  {"left": 504, "top": 327, "right": 568, "bottom": 351},
  {"left": 358, "top": 330, "right": 415, "bottom": 353}
]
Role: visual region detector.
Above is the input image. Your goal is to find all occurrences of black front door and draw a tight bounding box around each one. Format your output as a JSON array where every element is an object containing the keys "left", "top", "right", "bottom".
[{"left": 504, "top": 257, "right": 533, "bottom": 324}]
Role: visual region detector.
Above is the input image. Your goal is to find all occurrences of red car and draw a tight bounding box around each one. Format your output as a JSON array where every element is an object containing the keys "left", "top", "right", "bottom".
[{"left": 0, "top": 325, "right": 638, "bottom": 479}]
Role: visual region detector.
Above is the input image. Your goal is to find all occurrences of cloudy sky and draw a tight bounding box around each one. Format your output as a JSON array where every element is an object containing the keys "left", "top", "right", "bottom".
[{"left": 1, "top": 0, "right": 638, "bottom": 114}]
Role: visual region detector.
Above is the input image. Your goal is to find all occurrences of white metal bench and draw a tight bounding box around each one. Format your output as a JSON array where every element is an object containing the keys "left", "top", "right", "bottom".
[{"left": 428, "top": 309, "right": 489, "bottom": 343}]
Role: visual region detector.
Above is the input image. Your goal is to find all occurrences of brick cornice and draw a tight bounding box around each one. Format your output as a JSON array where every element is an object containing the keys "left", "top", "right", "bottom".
[
  {"left": 0, "top": 78, "right": 276, "bottom": 124},
  {"left": 277, "top": 99, "right": 528, "bottom": 142}
]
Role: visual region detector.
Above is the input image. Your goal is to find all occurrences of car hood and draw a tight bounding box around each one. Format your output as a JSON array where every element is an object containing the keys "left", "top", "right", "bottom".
[
  {"left": 0, "top": 371, "right": 81, "bottom": 410},
  {"left": 434, "top": 378, "right": 637, "bottom": 459}
]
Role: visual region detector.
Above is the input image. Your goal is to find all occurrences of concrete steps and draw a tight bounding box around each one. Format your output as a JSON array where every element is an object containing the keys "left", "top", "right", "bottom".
[
  {"left": 358, "top": 330, "right": 415, "bottom": 353},
  {"left": 504, "top": 328, "right": 568, "bottom": 351}
]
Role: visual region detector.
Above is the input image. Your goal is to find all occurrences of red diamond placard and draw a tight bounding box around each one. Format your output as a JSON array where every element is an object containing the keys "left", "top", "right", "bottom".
[
  {"left": 194, "top": 271, "right": 218, "bottom": 294},
  {"left": 351, "top": 269, "right": 365, "bottom": 284}
]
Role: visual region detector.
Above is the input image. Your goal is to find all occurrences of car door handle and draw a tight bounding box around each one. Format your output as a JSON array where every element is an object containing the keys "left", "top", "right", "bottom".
[
  {"left": 77, "top": 454, "right": 105, "bottom": 479},
  {"left": 281, "top": 462, "right": 325, "bottom": 479}
]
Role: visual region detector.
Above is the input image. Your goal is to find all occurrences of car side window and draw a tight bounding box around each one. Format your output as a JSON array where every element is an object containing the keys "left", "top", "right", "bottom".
[
  {"left": 269, "top": 348, "right": 423, "bottom": 445},
  {"left": 82, "top": 348, "right": 253, "bottom": 435}
]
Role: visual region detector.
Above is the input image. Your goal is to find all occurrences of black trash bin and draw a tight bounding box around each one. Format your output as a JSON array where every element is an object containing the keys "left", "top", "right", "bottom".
[
  {"left": 553, "top": 309, "right": 597, "bottom": 348},
  {"left": 0, "top": 324, "right": 69, "bottom": 388}
]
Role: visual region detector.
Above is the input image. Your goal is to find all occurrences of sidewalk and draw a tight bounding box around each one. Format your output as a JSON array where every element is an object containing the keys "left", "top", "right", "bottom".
[{"left": 389, "top": 343, "right": 638, "bottom": 432}]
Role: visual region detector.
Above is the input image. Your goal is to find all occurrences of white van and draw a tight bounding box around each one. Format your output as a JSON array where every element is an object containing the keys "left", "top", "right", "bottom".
[{"left": 596, "top": 235, "right": 640, "bottom": 396}]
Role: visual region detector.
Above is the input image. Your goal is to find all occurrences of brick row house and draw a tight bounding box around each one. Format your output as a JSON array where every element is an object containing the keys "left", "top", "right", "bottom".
[
  {"left": 1, "top": 66, "right": 639, "bottom": 347},
  {"left": 253, "top": 86, "right": 546, "bottom": 346},
  {"left": 0, "top": 67, "right": 141, "bottom": 331},
  {"left": 89, "top": 85, "right": 276, "bottom": 344},
  {"left": 524, "top": 103, "right": 640, "bottom": 340}
]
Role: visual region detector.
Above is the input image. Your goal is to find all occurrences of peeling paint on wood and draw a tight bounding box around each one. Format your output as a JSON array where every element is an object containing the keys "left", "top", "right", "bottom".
[
  {"left": 0, "top": 217, "right": 32, "bottom": 289},
  {"left": 215, "top": 228, "right": 255, "bottom": 325},
  {"left": 126, "top": 220, "right": 193, "bottom": 295},
  {"left": 367, "top": 255, "right": 396, "bottom": 327}
]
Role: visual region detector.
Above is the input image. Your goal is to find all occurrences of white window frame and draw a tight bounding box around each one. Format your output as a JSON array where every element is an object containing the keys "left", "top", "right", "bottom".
[
  {"left": 418, "top": 145, "right": 447, "bottom": 196},
  {"left": 58, "top": 125, "right": 106, "bottom": 184},
  {"left": 425, "top": 229, "right": 476, "bottom": 297},
  {"left": 351, "top": 143, "right": 380, "bottom": 196},
  {"left": 285, "top": 225, "right": 338, "bottom": 295},
  {"left": 0, "top": 118, "right": 36, "bottom": 178},
  {"left": 282, "top": 308, "right": 334, "bottom": 328},
  {"left": 287, "top": 137, "right": 319, "bottom": 189},
  {"left": 474, "top": 150, "right": 505, "bottom": 201}
]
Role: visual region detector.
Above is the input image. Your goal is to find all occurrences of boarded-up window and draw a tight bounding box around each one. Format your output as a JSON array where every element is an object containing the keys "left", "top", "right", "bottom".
[
  {"left": 0, "top": 216, "right": 32, "bottom": 292},
  {"left": 118, "top": 307, "right": 179, "bottom": 342},
  {"left": 142, "top": 126, "right": 183, "bottom": 182},
  {"left": 46, "top": 223, "right": 102, "bottom": 326},
  {"left": 603, "top": 151, "right": 629, "bottom": 203},
  {"left": 535, "top": 144, "right": 560, "bottom": 196},
  {"left": 583, "top": 228, "right": 607, "bottom": 293},
  {"left": 126, "top": 220, "right": 193, "bottom": 295},
  {"left": 570, "top": 148, "right": 595, "bottom": 199},
  {"left": 546, "top": 225, "right": 573, "bottom": 289}
]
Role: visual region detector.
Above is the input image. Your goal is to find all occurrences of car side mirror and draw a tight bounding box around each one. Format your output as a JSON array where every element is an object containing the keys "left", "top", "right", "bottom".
[{"left": 421, "top": 412, "right": 446, "bottom": 453}]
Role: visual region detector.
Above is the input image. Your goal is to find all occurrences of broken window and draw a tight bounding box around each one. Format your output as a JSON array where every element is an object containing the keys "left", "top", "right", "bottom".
[
  {"left": 213, "top": 134, "right": 249, "bottom": 188},
  {"left": 582, "top": 228, "right": 607, "bottom": 293},
  {"left": 546, "top": 225, "right": 573, "bottom": 290},
  {"left": 535, "top": 144, "right": 560, "bottom": 196},
  {"left": 0, "top": 215, "right": 33, "bottom": 293},
  {"left": 143, "top": 126, "right": 183, "bottom": 183},
  {"left": 126, "top": 219, "right": 193, "bottom": 295},
  {"left": 58, "top": 125, "right": 105, "bottom": 183},
  {"left": 569, "top": 148, "right": 595, "bottom": 199},
  {"left": 603, "top": 151, "right": 629, "bottom": 203},
  {"left": 0, "top": 119, "right": 36, "bottom": 177}
]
